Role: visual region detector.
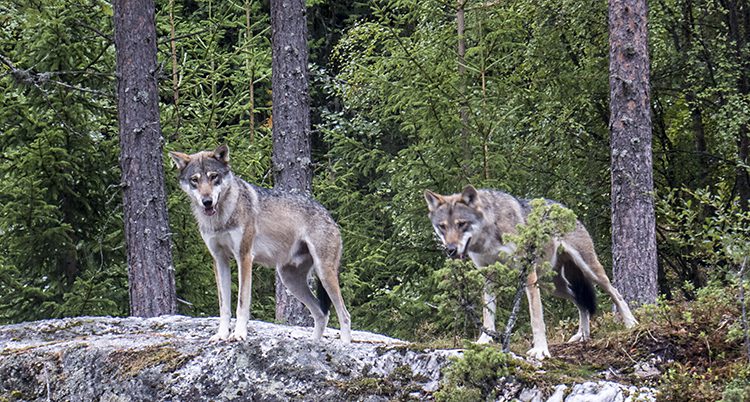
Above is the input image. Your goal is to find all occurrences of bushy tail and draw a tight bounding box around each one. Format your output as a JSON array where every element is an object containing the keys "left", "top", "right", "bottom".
[
  {"left": 560, "top": 252, "right": 597, "bottom": 315},
  {"left": 570, "top": 274, "right": 597, "bottom": 315},
  {"left": 317, "top": 280, "right": 331, "bottom": 316}
]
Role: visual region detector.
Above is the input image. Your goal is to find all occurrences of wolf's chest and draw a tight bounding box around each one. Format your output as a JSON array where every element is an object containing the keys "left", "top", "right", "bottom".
[{"left": 202, "top": 227, "right": 244, "bottom": 256}]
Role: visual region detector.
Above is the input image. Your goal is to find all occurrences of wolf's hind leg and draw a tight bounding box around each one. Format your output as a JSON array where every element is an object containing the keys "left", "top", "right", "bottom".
[
  {"left": 564, "top": 244, "right": 638, "bottom": 328},
  {"left": 568, "top": 304, "right": 591, "bottom": 342},
  {"left": 316, "top": 263, "right": 352, "bottom": 344},
  {"left": 278, "top": 254, "right": 329, "bottom": 341}
]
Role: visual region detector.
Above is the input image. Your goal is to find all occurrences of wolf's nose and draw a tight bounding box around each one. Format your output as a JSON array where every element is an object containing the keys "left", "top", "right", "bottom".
[
  {"left": 202, "top": 198, "right": 213, "bottom": 208},
  {"left": 445, "top": 245, "right": 458, "bottom": 258}
]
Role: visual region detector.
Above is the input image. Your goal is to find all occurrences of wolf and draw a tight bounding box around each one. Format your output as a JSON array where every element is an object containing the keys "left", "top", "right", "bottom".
[
  {"left": 424, "top": 185, "right": 637, "bottom": 359},
  {"left": 169, "top": 145, "right": 351, "bottom": 343}
]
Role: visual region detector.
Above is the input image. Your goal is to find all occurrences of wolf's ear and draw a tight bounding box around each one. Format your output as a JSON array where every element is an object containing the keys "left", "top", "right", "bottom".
[
  {"left": 424, "top": 190, "right": 445, "bottom": 211},
  {"left": 461, "top": 185, "right": 479, "bottom": 207},
  {"left": 213, "top": 144, "right": 230, "bottom": 164},
  {"left": 169, "top": 151, "right": 190, "bottom": 171}
]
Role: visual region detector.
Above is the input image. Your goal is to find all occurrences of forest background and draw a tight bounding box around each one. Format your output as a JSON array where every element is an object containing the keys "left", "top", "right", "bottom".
[{"left": 0, "top": 0, "right": 748, "bottom": 345}]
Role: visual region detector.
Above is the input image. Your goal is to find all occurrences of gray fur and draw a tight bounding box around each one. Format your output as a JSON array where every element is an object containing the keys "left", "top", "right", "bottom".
[
  {"left": 169, "top": 145, "right": 352, "bottom": 344},
  {"left": 425, "top": 185, "right": 638, "bottom": 359}
]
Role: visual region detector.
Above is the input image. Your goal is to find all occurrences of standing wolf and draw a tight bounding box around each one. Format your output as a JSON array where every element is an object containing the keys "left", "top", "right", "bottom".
[
  {"left": 169, "top": 145, "right": 351, "bottom": 343},
  {"left": 424, "top": 185, "right": 637, "bottom": 359}
]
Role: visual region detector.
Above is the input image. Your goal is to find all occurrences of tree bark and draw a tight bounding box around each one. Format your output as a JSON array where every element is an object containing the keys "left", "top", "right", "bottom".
[
  {"left": 271, "top": 0, "right": 314, "bottom": 326},
  {"left": 114, "top": 0, "right": 178, "bottom": 316},
  {"left": 608, "top": 0, "right": 658, "bottom": 306},
  {"left": 457, "top": 0, "right": 469, "bottom": 162},
  {"left": 246, "top": 0, "right": 256, "bottom": 142},
  {"left": 724, "top": 0, "right": 750, "bottom": 210}
]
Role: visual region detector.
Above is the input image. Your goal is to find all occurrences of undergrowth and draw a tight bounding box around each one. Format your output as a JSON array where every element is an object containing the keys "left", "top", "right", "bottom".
[{"left": 435, "top": 280, "right": 750, "bottom": 401}]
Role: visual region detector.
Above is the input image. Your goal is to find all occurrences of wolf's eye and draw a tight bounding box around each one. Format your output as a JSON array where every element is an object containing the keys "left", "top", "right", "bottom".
[
  {"left": 457, "top": 221, "right": 470, "bottom": 230},
  {"left": 437, "top": 223, "right": 447, "bottom": 232},
  {"left": 189, "top": 177, "right": 199, "bottom": 188},
  {"left": 207, "top": 172, "right": 218, "bottom": 182}
]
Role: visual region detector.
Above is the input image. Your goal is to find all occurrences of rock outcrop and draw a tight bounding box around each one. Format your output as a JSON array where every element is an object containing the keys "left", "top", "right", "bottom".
[
  {"left": 0, "top": 316, "right": 656, "bottom": 401},
  {"left": 0, "top": 316, "right": 456, "bottom": 401}
]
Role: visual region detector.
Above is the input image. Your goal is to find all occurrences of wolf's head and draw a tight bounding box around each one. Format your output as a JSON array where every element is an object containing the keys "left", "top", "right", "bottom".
[
  {"left": 424, "top": 185, "right": 484, "bottom": 260},
  {"left": 169, "top": 144, "right": 233, "bottom": 217}
]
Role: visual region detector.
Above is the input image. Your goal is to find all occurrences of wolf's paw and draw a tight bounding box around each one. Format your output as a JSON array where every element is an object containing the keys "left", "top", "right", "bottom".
[
  {"left": 475, "top": 333, "right": 494, "bottom": 344},
  {"left": 567, "top": 332, "right": 589, "bottom": 343},
  {"left": 340, "top": 331, "right": 352, "bottom": 344},
  {"left": 209, "top": 329, "right": 230, "bottom": 342},
  {"left": 230, "top": 329, "right": 247, "bottom": 341},
  {"left": 526, "top": 346, "right": 551, "bottom": 360},
  {"left": 624, "top": 316, "right": 638, "bottom": 329}
]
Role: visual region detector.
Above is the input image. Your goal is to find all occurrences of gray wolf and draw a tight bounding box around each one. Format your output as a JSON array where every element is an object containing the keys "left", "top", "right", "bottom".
[
  {"left": 169, "top": 145, "right": 351, "bottom": 343},
  {"left": 424, "top": 185, "right": 637, "bottom": 359}
]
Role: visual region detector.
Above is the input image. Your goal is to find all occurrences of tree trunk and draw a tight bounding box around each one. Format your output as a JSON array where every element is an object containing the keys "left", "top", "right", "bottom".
[
  {"left": 724, "top": 0, "right": 750, "bottom": 209},
  {"left": 246, "top": 0, "right": 256, "bottom": 142},
  {"left": 608, "top": 0, "right": 658, "bottom": 306},
  {"left": 457, "top": 0, "right": 469, "bottom": 163},
  {"left": 114, "top": 0, "right": 178, "bottom": 316},
  {"left": 271, "top": 0, "right": 314, "bottom": 326}
]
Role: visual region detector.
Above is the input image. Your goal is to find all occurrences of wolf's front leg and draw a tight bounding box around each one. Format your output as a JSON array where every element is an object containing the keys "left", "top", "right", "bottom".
[
  {"left": 231, "top": 252, "right": 253, "bottom": 341},
  {"left": 525, "top": 273, "right": 550, "bottom": 360},
  {"left": 476, "top": 278, "right": 497, "bottom": 344},
  {"left": 210, "top": 256, "right": 233, "bottom": 341}
]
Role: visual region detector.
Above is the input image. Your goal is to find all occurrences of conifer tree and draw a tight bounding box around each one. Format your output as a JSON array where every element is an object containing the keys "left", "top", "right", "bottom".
[
  {"left": 608, "top": 0, "right": 658, "bottom": 305},
  {"left": 270, "top": 0, "right": 315, "bottom": 326},
  {"left": 114, "top": 0, "right": 177, "bottom": 316}
]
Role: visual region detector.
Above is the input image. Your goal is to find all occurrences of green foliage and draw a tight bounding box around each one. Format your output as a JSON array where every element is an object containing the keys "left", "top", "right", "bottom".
[
  {"left": 656, "top": 186, "right": 750, "bottom": 293},
  {"left": 721, "top": 365, "right": 750, "bottom": 402},
  {"left": 156, "top": 0, "right": 277, "bottom": 319},
  {"left": 322, "top": 0, "right": 618, "bottom": 338},
  {"left": 0, "top": 0, "right": 747, "bottom": 365},
  {"left": 0, "top": 0, "right": 123, "bottom": 322},
  {"left": 434, "top": 344, "right": 528, "bottom": 402},
  {"left": 337, "top": 364, "right": 425, "bottom": 400}
]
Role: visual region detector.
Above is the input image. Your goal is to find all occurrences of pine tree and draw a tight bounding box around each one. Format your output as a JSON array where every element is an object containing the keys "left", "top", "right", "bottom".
[
  {"left": 114, "top": 0, "right": 177, "bottom": 316},
  {"left": 608, "top": 0, "right": 658, "bottom": 305},
  {"left": 270, "top": 0, "right": 315, "bottom": 327}
]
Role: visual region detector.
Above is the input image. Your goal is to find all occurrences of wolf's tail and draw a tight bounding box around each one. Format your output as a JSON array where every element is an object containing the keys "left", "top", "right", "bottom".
[
  {"left": 317, "top": 280, "right": 331, "bottom": 316},
  {"left": 560, "top": 252, "right": 597, "bottom": 315},
  {"left": 570, "top": 273, "right": 597, "bottom": 315}
]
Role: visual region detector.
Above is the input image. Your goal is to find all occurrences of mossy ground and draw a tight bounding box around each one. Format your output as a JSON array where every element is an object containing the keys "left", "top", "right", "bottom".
[
  {"left": 334, "top": 364, "right": 428, "bottom": 401},
  {"left": 110, "top": 344, "right": 195, "bottom": 378},
  {"left": 432, "top": 283, "right": 750, "bottom": 401}
]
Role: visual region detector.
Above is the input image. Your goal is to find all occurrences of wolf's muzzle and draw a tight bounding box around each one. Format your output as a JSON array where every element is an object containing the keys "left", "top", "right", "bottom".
[
  {"left": 445, "top": 238, "right": 470, "bottom": 260},
  {"left": 445, "top": 244, "right": 458, "bottom": 258},
  {"left": 201, "top": 198, "right": 217, "bottom": 216}
]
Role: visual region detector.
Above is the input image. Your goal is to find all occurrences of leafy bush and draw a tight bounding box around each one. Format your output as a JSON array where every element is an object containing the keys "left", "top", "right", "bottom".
[{"left": 435, "top": 344, "right": 528, "bottom": 402}]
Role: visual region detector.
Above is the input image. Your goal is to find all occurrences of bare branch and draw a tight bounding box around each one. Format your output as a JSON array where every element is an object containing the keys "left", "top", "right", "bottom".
[{"left": 0, "top": 53, "right": 112, "bottom": 98}]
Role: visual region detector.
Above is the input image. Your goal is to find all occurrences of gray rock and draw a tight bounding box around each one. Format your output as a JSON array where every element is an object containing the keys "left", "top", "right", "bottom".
[
  {"left": 564, "top": 381, "right": 656, "bottom": 402},
  {"left": 0, "top": 316, "right": 658, "bottom": 402},
  {"left": 0, "top": 316, "right": 460, "bottom": 401},
  {"left": 547, "top": 384, "right": 568, "bottom": 402},
  {"left": 519, "top": 387, "right": 543, "bottom": 402}
]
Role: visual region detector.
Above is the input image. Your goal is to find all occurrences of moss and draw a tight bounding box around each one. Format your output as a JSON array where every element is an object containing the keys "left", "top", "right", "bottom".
[
  {"left": 434, "top": 344, "right": 533, "bottom": 402},
  {"left": 0, "top": 389, "right": 27, "bottom": 402},
  {"left": 109, "top": 344, "right": 194, "bottom": 378},
  {"left": 334, "top": 364, "right": 424, "bottom": 401},
  {"left": 531, "top": 359, "right": 602, "bottom": 388}
]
